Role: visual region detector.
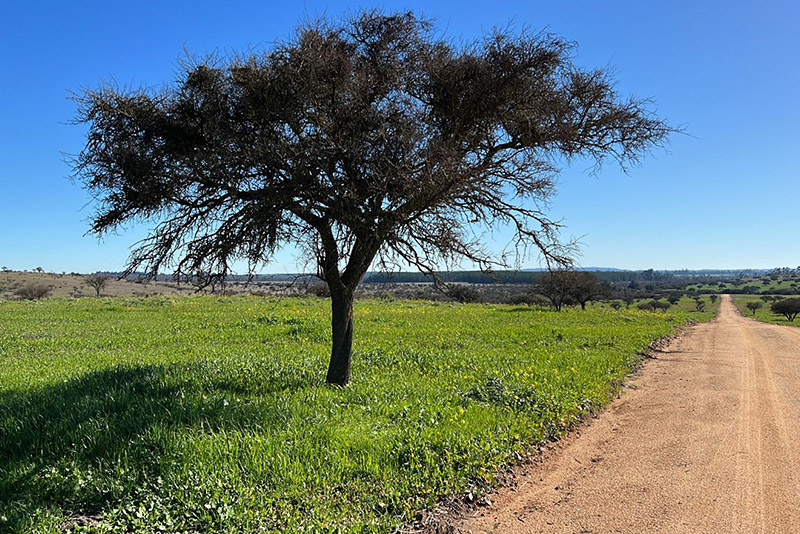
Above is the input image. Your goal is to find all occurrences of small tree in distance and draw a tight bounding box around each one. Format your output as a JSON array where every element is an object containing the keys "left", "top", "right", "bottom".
[
  {"left": 536, "top": 270, "right": 575, "bottom": 311},
  {"left": 72, "top": 11, "right": 672, "bottom": 385},
  {"left": 637, "top": 300, "right": 670, "bottom": 313},
  {"left": 84, "top": 274, "right": 111, "bottom": 297},
  {"left": 536, "top": 270, "right": 607, "bottom": 311},
  {"left": 745, "top": 301, "right": 762, "bottom": 316},
  {"left": 567, "top": 272, "right": 609, "bottom": 310},
  {"left": 694, "top": 297, "right": 706, "bottom": 312}
]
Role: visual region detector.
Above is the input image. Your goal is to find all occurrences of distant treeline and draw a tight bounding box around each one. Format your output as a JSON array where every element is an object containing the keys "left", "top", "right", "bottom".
[{"left": 100, "top": 268, "right": 771, "bottom": 286}]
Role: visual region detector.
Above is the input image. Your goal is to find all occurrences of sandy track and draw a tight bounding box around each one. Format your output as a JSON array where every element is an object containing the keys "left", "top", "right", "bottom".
[{"left": 456, "top": 295, "right": 800, "bottom": 533}]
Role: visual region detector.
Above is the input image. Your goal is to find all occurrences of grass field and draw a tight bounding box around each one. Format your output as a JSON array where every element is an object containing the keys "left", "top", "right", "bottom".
[
  {"left": 0, "top": 296, "right": 711, "bottom": 533},
  {"left": 730, "top": 295, "right": 800, "bottom": 326}
]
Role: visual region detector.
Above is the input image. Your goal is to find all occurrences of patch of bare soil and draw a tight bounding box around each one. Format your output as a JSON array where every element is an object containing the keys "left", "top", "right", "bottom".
[{"left": 439, "top": 295, "right": 800, "bottom": 533}]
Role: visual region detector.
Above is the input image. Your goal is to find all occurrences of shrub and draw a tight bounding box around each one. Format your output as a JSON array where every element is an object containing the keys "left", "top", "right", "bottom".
[
  {"left": 306, "top": 283, "right": 331, "bottom": 298},
  {"left": 14, "top": 282, "right": 52, "bottom": 300},
  {"left": 445, "top": 284, "right": 482, "bottom": 303},
  {"left": 637, "top": 300, "right": 670, "bottom": 312}
]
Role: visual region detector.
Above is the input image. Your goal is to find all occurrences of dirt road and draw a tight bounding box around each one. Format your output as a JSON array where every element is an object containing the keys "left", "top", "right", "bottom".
[{"left": 457, "top": 295, "right": 800, "bottom": 533}]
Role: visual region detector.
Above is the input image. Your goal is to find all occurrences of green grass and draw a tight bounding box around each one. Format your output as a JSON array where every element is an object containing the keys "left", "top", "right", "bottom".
[
  {"left": 595, "top": 296, "right": 721, "bottom": 316},
  {"left": 0, "top": 296, "right": 710, "bottom": 533},
  {"left": 730, "top": 295, "right": 800, "bottom": 326}
]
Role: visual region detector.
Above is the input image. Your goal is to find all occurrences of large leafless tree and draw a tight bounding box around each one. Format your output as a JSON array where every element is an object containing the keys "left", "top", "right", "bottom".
[{"left": 72, "top": 11, "right": 672, "bottom": 385}]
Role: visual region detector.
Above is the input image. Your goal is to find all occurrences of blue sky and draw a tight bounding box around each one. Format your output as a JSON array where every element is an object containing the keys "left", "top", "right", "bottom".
[{"left": 1, "top": 0, "right": 798, "bottom": 273}]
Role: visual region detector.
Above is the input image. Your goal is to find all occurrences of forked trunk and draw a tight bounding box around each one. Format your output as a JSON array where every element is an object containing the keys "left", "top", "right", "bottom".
[{"left": 326, "top": 289, "right": 355, "bottom": 386}]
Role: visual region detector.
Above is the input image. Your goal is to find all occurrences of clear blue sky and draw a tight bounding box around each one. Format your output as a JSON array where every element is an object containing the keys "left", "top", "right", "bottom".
[{"left": 1, "top": 0, "right": 798, "bottom": 273}]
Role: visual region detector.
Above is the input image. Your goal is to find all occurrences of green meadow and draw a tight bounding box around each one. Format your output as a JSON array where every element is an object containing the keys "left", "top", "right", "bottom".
[
  {"left": 0, "top": 296, "right": 710, "bottom": 533},
  {"left": 730, "top": 295, "right": 800, "bottom": 326}
]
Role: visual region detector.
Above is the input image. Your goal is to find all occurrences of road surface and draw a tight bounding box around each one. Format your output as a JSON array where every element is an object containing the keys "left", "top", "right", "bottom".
[{"left": 456, "top": 295, "right": 800, "bottom": 533}]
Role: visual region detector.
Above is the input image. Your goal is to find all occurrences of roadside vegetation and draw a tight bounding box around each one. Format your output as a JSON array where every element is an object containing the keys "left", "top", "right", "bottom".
[
  {"left": 0, "top": 295, "right": 711, "bottom": 533},
  {"left": 732, "top": 295, "right": 800, "bottom": 326}
]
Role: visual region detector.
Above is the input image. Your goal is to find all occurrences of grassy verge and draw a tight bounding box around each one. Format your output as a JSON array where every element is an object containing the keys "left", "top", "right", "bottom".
[
  {"left": 730, "top": 295, "right": 800, "bottom": 326},
  {"left": 0, "top": 296, "right": 710, "bottom": 533}
]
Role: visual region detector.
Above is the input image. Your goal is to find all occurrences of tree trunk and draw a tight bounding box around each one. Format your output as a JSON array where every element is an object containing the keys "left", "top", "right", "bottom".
[{"left": 326, "top": 288, "right": 355, "bottom": 386}]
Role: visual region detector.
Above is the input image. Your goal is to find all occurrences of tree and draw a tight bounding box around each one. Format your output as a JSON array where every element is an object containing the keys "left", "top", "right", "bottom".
[
  {"left": 745, "top": 301, "right": 762, "bottom": 316},
  {"left": 535, "top": 270, "right": 607, "bottom": 311},
  {"left": 84, "top": 274, "right": 111, "bottom": 297},
  {"left": 709, "top": 294, "right": 718, "bottom": 303},
  {"left": 654, "top": 300, "right": 671, "bottom": 312},
  {"left": 637, "top": 299, "right": 669, "bottom": 312},
  {"left": 771, "top": 298, "right": 800, "bottom": 321},
  {"left": 536, "top": 270, "right": 576, "bottom": 311},
  {"left": 566, "top": 272, "right": 608, "bottom": 310},
  {"left": 694, "top": 297, "right": 706, "bottom": 312},
  {"left": 72, "top": 11, "right": 671, "bottom": 385}
]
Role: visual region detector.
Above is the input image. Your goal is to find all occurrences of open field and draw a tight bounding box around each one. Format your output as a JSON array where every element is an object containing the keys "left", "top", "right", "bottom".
[
  {"left": 0, "top": 296, "right": 710, "bottom": 533},
  {"left": 0, "top": 271, "right": 188, "bottom": 299}
]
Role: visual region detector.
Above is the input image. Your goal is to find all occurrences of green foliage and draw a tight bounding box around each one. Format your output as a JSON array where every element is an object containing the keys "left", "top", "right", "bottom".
[
  {"left": 745, "top": 301, "right": 762, "bottom": 315},
  {"left": 636, "top": 299, "right": 670, "bottom": 312},
  {"left": 732, "top": 295, "right": 800, "bottom": 325},
  {"left": 444, "top": 284, "right": 482, "bottom": 303},
  {"left": 770, "top": 298, "right": 800, "bottom": 321},
  {"left": 693, "top": 297, "right": 706, "bottom": 312},
  {"left": 0, "top": 297, "right": 703, "bottom": 533}
]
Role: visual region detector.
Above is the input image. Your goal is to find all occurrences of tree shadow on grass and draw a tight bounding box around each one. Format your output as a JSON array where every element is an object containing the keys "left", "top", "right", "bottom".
[{"left": 0, "top": 361, "right": 318, "bottom": 531}]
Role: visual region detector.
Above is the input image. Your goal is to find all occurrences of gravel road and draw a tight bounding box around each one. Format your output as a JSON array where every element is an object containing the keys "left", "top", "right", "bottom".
[{"left": 457, "top": 295, "right": 800, "bottom": 533}]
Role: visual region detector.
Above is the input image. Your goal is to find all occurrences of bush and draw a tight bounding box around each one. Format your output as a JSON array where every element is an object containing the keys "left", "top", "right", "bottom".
[
  {"left": 445, "top": 284, "right": 482, "bottom": 303},
  {"left": 306, "top": 283, "right": 331, "bottom": 298},
  {"left": 637, "top": 300, "right": 670, "bottom": 312},
  {"left": 14, "top": 282, "right": 52, "bottom": 300}
]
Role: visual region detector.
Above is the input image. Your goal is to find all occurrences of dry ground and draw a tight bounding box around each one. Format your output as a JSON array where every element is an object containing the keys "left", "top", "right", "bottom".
[
  {"left": 455, "top": 295, "right": 800, "bottom": 533},
  {"left": 0, "top": 271, "right": 189, "bottom": 299},
  {"left": 0, "top": 271, "right": 304, "bottom": 299}
]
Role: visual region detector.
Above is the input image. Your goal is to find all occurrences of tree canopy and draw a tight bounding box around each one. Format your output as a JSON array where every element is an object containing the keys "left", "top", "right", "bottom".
[
  {"left": 73, "top": 11, "right": 673, "bottom": 384},
  {"left": 771, "top": 298, "right": 800, "bottom": 321}
]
